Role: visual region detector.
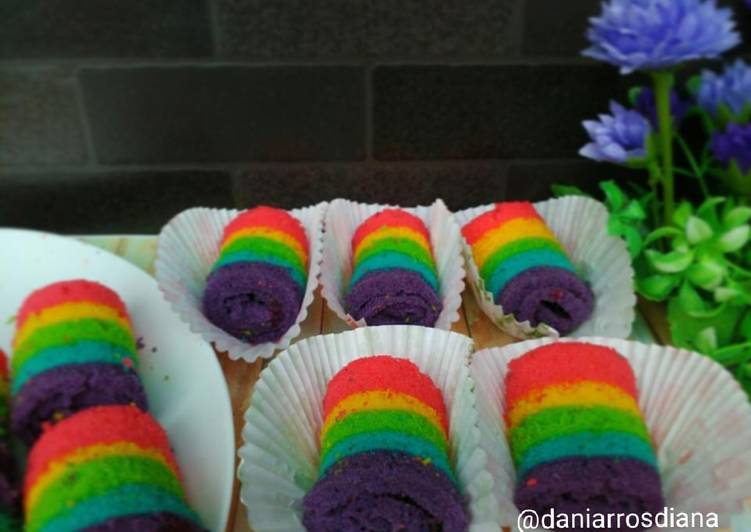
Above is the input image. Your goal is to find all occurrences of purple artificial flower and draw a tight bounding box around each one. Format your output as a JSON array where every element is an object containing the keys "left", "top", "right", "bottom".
[
  {"left": 583, "top": 0, "right": 740, "bottom": 74},
  {"left": 697, "top": 59, "right": 751, "bottom": 119},
  {"left": 712, "top": 124, "right": 751, "bottom": 173},
  {"left": 580, "top": 101, "right": 652, "bottom": 164},
  {"left": 635, "top": 87, "right": 691, "bottom": 127}
]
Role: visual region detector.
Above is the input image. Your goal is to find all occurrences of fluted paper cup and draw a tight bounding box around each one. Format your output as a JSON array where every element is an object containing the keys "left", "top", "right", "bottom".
[
  {"left": 238, "top": 325, "right": 499, "bottom": 531},
  {"left": 454, "top": 196, "right": 635, "bottom": 339},
  {"left": 155, "top": 203, "right": 326, "bottom": 362},
  {"left": 470, "top": 337, "right": 751, "bottom": 532},
  {"left": 320, "top": 198, "right": 465, "bottom": 330}
]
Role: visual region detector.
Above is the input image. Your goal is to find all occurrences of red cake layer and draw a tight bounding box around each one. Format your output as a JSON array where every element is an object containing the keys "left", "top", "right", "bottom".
[
  {"left": 219, "top": 206, "right": 308, "bottom": 253},
  {"left": 322, "top": 356, "right": 448, "bottom": 430},
  {"left": 24, "top": 404, "right": 176, "bottom": 494},
  {"left": 461, "top": 202, "right": 541, "bottom": 245},
  {"left": 351, "top": 209, "right": 431, "bottom": 251},
  {"left": 16, "top": 280, "right": 130, "bottom": 331},
  {"left": 505, "top": 343, "right": 638, "bottom": 406}
]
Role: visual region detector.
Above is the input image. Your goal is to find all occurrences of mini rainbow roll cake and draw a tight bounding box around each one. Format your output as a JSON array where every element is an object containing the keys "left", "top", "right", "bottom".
[
  {"left": 505, "top": 342, "right": 664, "bottom": 521},
  {"left": 462, "top": 202, "right": 593, "bottom": 334},
  {"left": 11, "top": 280, "right": 147, "bottom": 445},
  {"left": 203, "top": 206, "right": 309, "bottom": 344},
  {"left": 23, "top": 404, "right": 205, "bottom": 532},
  {"left": 302, "top": 356, "right": 467, "bottom": 531},
  {"left": 345, "top": 209, "right": 443, "bottom": 327},
  {"left": 0, "top": 351, "right": 19, "bottom": 532}
]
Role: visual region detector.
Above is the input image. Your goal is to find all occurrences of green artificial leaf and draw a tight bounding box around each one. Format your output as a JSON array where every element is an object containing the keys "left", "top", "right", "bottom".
[
  {"left": 637, "top": 274, "right": 681, "bottom": 301},
  {"left": 671, "top": 235, "right": 690, "bottom": 253},
  {"left": 723, "top": 206, "right": 751, "bottom": 229},
  {"left": 668, "top": 295, "right": 745, "bottom": 353},
  {"left": 685, "top": 215, "right": 714, "bottom": 244},
  {"left": 645, "top": 249, "right": 694, "bottom": 274},
  {"left": 672, "top": 201, "right": 693, "bottom": 229},
  {"left": 686, "top": 259, "right": 725, "bottom": 290},
  {"left": 600, "top": 180, "right": 626, "bottom": 211},
  {"left": 718, "top": 225, "right": 751, "bottom": 253},
  {"left": 676, "top": 282, "right": 708, "bottom": 315},
  {"left": 740, "top": 312, "right": 751, "bottom": 340},
  {"left": 696, "top": 197, "right": 725, "bottom": 223},
  {"left": 695, "top": 327, "right": 719, "bottom": 352},
  {"left": 621, "top": 226, "right": 644, "bottom": 258},
  {"left": 551, "top": 184, "right": 590, "bottom": 198},
  {"left": 643, "top": 227, "right": 683, "bottom": 247},
  {"left": 712, "top": 342, "right": 751, "bottom": 366},
  {"left": 714, "top": 285, "right": 748, "bottom": 304},
  {"left": 608, "top": 217, "right": 643, "bottom": 258},
  {"left": 620, "top": 200, "right": 647, "bottom": 222}
]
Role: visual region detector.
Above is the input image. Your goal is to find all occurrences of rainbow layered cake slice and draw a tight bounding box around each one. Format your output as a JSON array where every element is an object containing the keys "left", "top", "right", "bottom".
[
  {"left": 0, "top": 352, "right": 19, "bottom": 532},
  {"left": 462, "top": 202, "right": 593, "bottom": 334},
  {"left": 345, "top": 209, "right": 443, "bottom": 327},
  {"left": 11, "top": 280, "right": 147, "bottom": 445},
  {"left": 203, "top": 206, "right": 309, "bottom": 344},
  {"left": 505, "top": 342, "right": 664, "bottom": 524},
  {"left": 23, "top": 404, "right": 205, "bottom": 532},
  {"left": 302, "top": 356, "right": 467, "bottom": 531}
]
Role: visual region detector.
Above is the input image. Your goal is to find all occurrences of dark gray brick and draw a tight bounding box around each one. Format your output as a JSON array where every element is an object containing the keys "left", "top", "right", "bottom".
[
  {"left": 80, "top": 66, "right": 366, "bottom": 164},
  {"left": 216, "top": 0, "right": 367, "bottom": 58},
  {"left": 216, "top": 0, "right": 518, "bottom": 59},
  {"left": 524, "top": 0, "right": 750, "bottom": 58},
  {"left": 0, "top": 67, "right": 87, "bottom": 165},
  {"left": 373, "top": 64, "right": 626, "bottom": 161},
  {"left": 0, "top": 0, "right": 211, "bottom": 59},
  {"left": 367, "top": 1, "right": 517, "bottom": 57},
  {"left": 523, "top": 0, "right": 598, "bottom": 57},
  {"left": 507, "top": 160, "right": 632, "bottom": 201},
  {"left": 233, "top": 162, "right": 508, "bottom": 210},
  {"left": 0, "top": 171, "right": 233, "bottom": 234}
]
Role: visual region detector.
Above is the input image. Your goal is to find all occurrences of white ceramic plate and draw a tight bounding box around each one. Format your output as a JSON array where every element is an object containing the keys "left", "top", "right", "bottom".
[{"left": 0, "top": 229, "right": 234, "bottom": 532}]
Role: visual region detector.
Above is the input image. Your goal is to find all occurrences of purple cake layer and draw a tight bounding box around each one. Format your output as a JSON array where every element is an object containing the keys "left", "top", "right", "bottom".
[
  {"left": 302, "top": 451, "right": 467, "bottom": 532},
  {"left": 83, "top": 512, "right": 207, "bottom": 532},
  {"left": 498, "top": 266, "right": 593, "bottom": 334},
  {"left": 203, "top": 262, "right": 303, "bottom": 344},
  {"left": 11, "top": 363, "right": 147, "bottom": 445},
  {"left": 345, "top": 270, "right": 442, "bottom": 327},
  {"left": 515, "top": 457, "right": 664, "bottom": 531}
]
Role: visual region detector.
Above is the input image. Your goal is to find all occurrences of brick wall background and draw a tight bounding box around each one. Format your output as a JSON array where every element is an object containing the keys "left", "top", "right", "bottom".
[{"left": 1, "top": 0, "right": 749, "bottom": 233}]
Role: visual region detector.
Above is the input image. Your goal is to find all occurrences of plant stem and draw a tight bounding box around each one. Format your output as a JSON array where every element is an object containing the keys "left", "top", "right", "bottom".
[
  {"left": 653, "top": 71, "right": 676, "bottom": 225},
  {"left": 647, "top": 161, "right": 663, "bottom": 229},
  {"left": 675, "top": 135, "right": 711, "bottom": 198}
]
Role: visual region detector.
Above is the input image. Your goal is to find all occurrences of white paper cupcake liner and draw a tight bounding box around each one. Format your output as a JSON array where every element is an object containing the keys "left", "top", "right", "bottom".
[
  {"left": 237, "top": 325, "right": 499, "bottom": 531},
  {"left": 154, "top": 203, "right": 327, "bottom": 362},
  {"left": 453, "top": 196, "right": 635, "bottom": 339},
  {"left": 320, "top": 198, "right": 465, "bottom": 330},
  {"left": 470, "top": 337, "right": 751, "bottom": 532}
]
